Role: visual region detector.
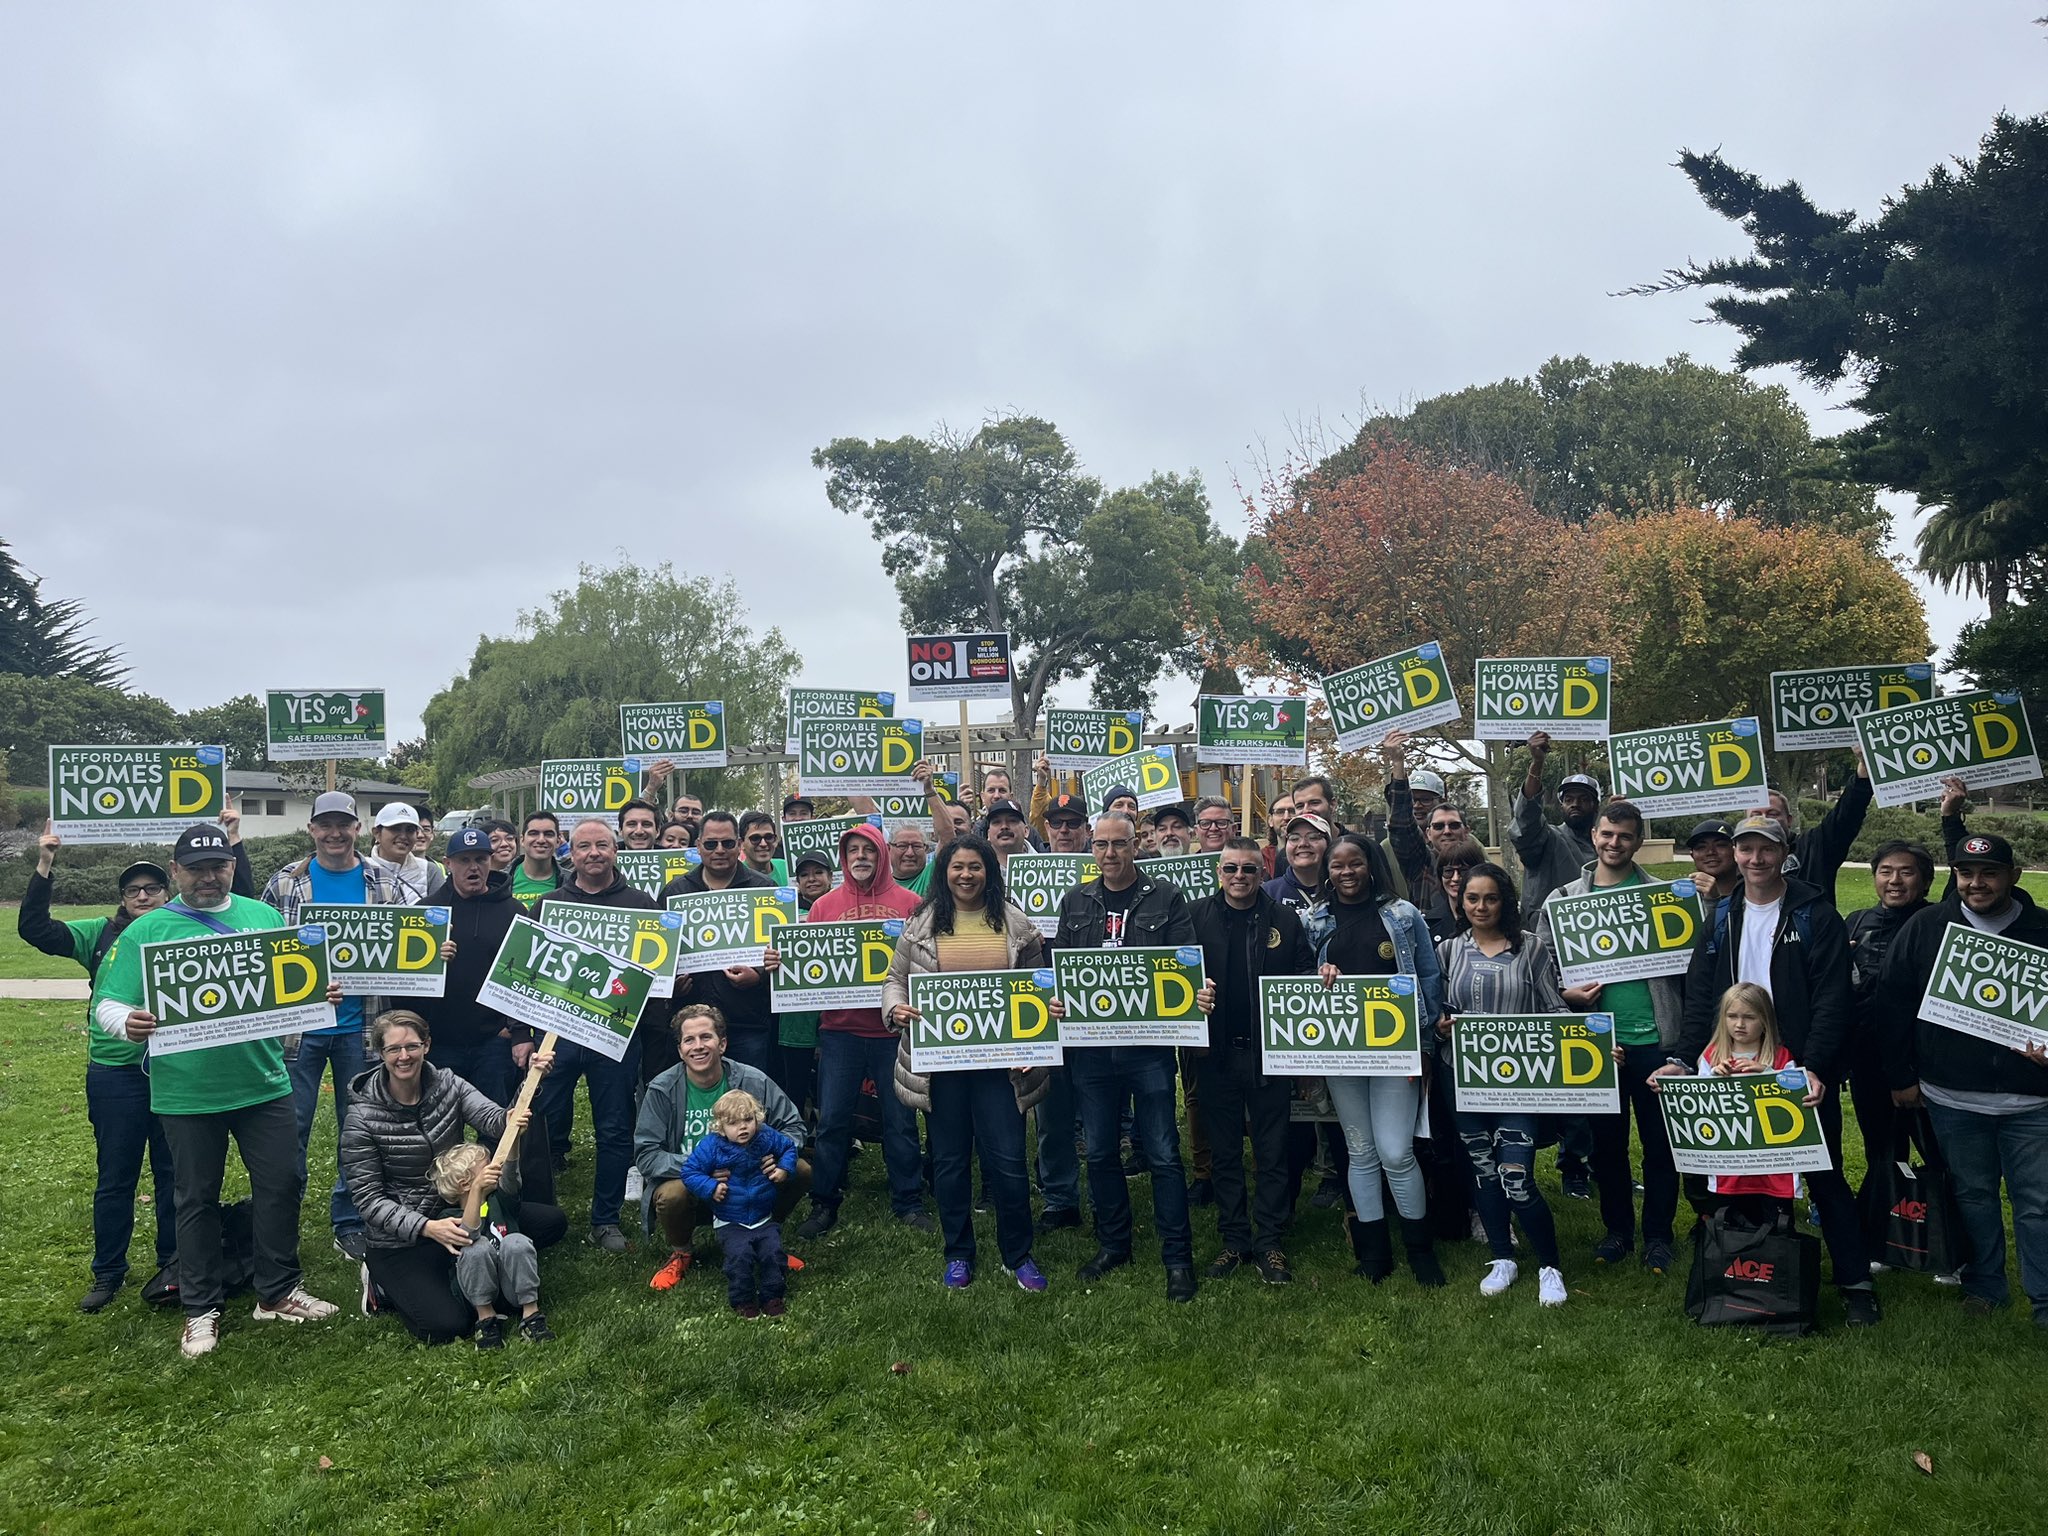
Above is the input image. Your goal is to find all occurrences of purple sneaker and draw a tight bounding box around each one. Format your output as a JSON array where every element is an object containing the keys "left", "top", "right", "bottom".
[
  {"left": 943, "top": 1259, "right": 974, "bottom": 1289},
  {"left": 1007, "top": 1258, "right": 1049, "bottom": 1293}
]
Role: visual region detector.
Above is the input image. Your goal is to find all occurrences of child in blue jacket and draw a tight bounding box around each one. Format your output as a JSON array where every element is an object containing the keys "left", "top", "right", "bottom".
[{"left": 681, "top": 1089, "right": 800, "bottom": 1318}]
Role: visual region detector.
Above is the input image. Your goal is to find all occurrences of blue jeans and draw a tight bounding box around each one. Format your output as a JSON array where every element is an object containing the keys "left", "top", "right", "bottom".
[
  {"left": 1926, "top": 1098, "right": 2048, "bottom": 1315},
  {"left": 1326, "top": 1073, "right": 1426, "bottom": 1223},
  {"left": 534, "top": 1036, "right": 641, "bottom": 1228},
  {"left": 85, "top": 1062, "right": 176, "bottom": 1284},
  {"left": 810, "top": 1031, "right": 923, "bottom": 1216},
  {"left": 1035, "top": 1066, "right": 1081, "bottom": 1215},
  {"left": 929, "top": 1068, "right": 1034, "bottom": 1269},
  {"left": 1458, "top": 1110, "right": 1560, "bottom": 1269},
  {"left": 428, "top": 1037, "right": 517, "bottom": 1108},
  {"left": 289, "top": 1030, "right": 367, "bottom": 1237},
  {"left": 1069, "top": 1046, "right": 1192, "bottom": 1268}
]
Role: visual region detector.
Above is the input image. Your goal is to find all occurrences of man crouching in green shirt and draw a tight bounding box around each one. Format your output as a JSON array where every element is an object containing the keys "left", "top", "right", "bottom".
[{"left": 96, "top": 823, "right": 344, "bottom": 1358}]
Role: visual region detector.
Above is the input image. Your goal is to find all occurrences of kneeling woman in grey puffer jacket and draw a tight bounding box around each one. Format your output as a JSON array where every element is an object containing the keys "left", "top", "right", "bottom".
[
  {"left": 883, "top": 835, "right": 1053, "bottom": 1294},
  {"left": 339, "top": 1009, "right": 563, "bottom": 1342}
]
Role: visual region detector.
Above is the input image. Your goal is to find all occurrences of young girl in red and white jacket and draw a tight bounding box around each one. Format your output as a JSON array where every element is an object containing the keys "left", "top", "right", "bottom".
[{"left": 1698, "top": 982, "right": 1797, "bottom": 1212}]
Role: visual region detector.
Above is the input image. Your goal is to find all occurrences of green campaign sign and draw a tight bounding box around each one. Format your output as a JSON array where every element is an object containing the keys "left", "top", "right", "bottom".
[
  {"left": 615, "top": 849, "right": 700, "bottom": 900},
  {"left": 1260, "top": 974, "right": 1422, "bottom": 1076},
  {"left": 872, "top": 775, "right": 958, "bottom": 835},
  {"left": 1054, "top": 945, "right": 1207, "bottom": 1046},
  {"left": 771, "top": 918, "right": 903, "bottom": 1012},
  {"left": 301, "top": 903, "right": 449, "bottom": 997},
  {"left": 535, "top": 903, "right": 685, "bottom": 999},
  {"left": 665, "top": 886, "right": 798, "bottom": 973},
  {"left": 1606, "top": 717, "right": 1766, "bottom": 817},
  {"left": 49, "top": 744, "right": 227, "bottom": 845},
  {"left": 1661, "top": 1069, "right": 1832, "bottom": 1176},
  {"left": 1137, "top": 851, "right": 1223, "bottom": 903},
  {"left": 1918, "top": 922, "right": 2048, "bottom": 1056},
  {"left": 265, "top": 689, "right": 387, "bottom": 761},
  {"left": 141, "top": 923, "right": 335, "bottom": 1055},
  {"left": 785, "top": 687, "right": 893, "bottom": 754},
  {"left": 1080, "top": 746, "right": 1181, "bottom": 813},
  {"left": 1006, "top": 852, "right": 1098, "bottom": 937},
  {"left": 1856, "top": 690, "right": 2042, "bottom": 809},
  {"left": 1451, "top": 1013, "right": 1619, "bottom": 1114},
  {"left": 1769, "top": 664, "right": 1935, "bottom": 752},
  {"left": 797, "top": 717, "right": 925, "bottom": 796},
  {"left": 619, "top": 700, "right": 727, "bottom": 768},
  {"left": 1545, "top": 877, "right": 1706, "bottom": 987},
  {"left": 1043, "top": 707, "right": 1144, "bottom": 771},
  {"left": 780, "top": 814, "right": 874, "bottom": 882},
  {"left": 1322, "top": 642, "right": 1461, "bottom": 753},
  {"left": 476, "top": 914, "right": 655, "bottom": 1061},
  {"left": 1196, "top": 695, "right": 1308, "bottom": 766},
  {"left": 540, "top": 758, "right": 642, "bottom": 827},
  {"left": 907, "top": 968, "right": 1061, "bottom": 1072},
  {"left": 1473, "top": 658, "right": 1611, "bottom": 742}
]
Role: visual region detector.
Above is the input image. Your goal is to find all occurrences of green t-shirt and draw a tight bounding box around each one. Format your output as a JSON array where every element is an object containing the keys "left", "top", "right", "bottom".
[
  {"left": 511, "top": 863, "right": 558, "bottom": 909},
  {"left": 680, "top": 1077, "right": 725, "bottom": 1160},
  {"left": 99, "top": 895, "right": 293, "bottom": 1116},
  {"left": 59, "top": 913, "right": 143, "bottom": 1068},
  {"left": 901, "top": 861, "right": 933, "bottom": 897},
  {"left": 1595, "top": 867, "right": 1659, "bottom": 1047}
]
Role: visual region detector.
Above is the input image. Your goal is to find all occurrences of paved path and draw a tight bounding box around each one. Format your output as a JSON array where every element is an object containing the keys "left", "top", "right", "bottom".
[{"left": 1, "top": 979, "right": 90, "bottom": 1000}]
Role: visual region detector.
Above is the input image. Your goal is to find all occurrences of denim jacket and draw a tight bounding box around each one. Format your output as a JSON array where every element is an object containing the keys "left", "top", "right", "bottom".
[{"left": 1303, "top": 894, "right": 1444, "bottom": 1028}]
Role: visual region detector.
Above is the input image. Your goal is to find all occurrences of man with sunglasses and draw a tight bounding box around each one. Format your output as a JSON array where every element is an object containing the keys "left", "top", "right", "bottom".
[
  {"left": 738, "top": 810, "right": 790, "bottom": 883},
  {"left": 660, "top": 811, "right": 779, "bottom": 1075}
]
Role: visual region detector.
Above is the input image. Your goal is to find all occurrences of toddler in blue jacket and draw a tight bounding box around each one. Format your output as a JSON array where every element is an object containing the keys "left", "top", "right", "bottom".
[{"left": 681, "top": 1089, "right": 800, "bottom": 1318}]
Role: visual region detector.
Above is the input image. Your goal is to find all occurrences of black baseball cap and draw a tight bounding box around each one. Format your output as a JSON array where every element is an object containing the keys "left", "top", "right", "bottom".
[
  {"left": 1686, "top": 818, "right": 1735, "bottom": 847},
  {"left": 984, "top": 798, "right": 1027, "bottom": 822},
  {"left": 793, "top": 849, "right": 834, "bottom": 874},
  {"left": 1953, "top": 833, "right": 2018, "bottom": 869},
  {"left": 1045, "top": 793, "right": 1088, "bottom": 824},
  {"left": 173, "top": 824, "right": 232, "bottom": 867},
  {"left": 1151, "top": 802, "right": 1191, "bottom": 828},
  {"left": 117, "top": 860, "right": 170, "bottom": 890},
  {"left": 781, "top": 796, "right": 815, "bottom": 817}
]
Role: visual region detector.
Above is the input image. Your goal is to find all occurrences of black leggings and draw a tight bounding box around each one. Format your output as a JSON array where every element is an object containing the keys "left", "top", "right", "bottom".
[{"left": 365, "top": 1240, "right": 473, "bottom": 1343}]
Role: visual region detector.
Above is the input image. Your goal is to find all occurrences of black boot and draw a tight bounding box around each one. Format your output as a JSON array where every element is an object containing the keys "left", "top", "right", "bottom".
[
  {"left": 1347, "top": 1215, "right": 1393, "bottom": 1284},
  {"left": 1399, "top": 1215, "right": 1446, "bottom": 1288}
]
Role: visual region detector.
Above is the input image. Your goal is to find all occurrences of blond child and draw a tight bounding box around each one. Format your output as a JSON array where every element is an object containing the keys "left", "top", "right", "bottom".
[
  {"left": 680, "top": 1090, "right": 800, "bottom": 1318},
  {"left": 1697, "top": 983, "right": 1798, "bottom": 1208},
  {"left": 430, "top": 1143, "right": 551, "bottom": 1349}
]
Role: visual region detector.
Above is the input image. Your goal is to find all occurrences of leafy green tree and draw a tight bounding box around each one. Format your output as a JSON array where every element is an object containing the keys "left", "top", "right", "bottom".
[
  {"left": 423, "top": 561, "right": 798, "bottom": 807},
  {"left": 814, "top": 416, "right": 1241, "bottom": 730},
  {"left": 0, "top": 537, "right": 128, "bottom": 685},
  {"left": 0, "top": 675, "right": 178, "bottom": 778},
  {"left": 1327, "top": 355, "right": 1881, "bottom": 534},
  {"left": 175, "top": 695, "right": 271, "bottom": 773}
]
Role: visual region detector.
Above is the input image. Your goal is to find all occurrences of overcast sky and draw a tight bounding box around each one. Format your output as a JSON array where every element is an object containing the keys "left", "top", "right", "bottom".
[{"left": 3, "top": 5, "right": 2039, "bottom": 752}]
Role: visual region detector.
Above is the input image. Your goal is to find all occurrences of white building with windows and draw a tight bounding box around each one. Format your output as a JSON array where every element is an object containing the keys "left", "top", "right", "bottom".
[{"left": 227, "top": 772, "right": 430, "bottom": 838}]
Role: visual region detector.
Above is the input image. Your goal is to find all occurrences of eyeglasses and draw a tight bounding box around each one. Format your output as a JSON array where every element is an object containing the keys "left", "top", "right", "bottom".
[
  {"left": 1430, "top": 822, "right": 1465, "bottom": 834},
  {"left": 699, "top": 838, "right": 738, "bottom": 851},
  {"left": 1090, "top": 839, "right": 1132, "bottom": 852},
  {"left": 1219, "top": 863, "right": 1262, "bottom": 876},
  {"left": 1196, "top": 818, "right": 1234, "bottom": 830},
  {"left": 122, "top": 882, "right": 167, "bottom": 897},
  {"left": 380, "top": 1042, "right": 425, "bottom": 1057}
]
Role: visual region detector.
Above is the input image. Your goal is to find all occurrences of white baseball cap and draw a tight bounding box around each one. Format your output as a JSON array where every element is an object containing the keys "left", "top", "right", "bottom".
[{"left": 372, "top": 803, "right": 422, "bottom": 829}]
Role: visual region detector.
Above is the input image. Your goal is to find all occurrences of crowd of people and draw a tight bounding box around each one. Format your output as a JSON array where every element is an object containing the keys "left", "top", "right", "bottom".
[{"left": 20, "top": 728, "right": 2048, "bottom": 1358}]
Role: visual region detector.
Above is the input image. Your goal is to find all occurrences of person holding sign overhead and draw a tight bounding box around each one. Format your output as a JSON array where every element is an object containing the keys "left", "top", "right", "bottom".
[
  {"left": 96, "top": 824, "right": 345, "bottom": 1358},
  {"left": 1513, "top": 733, "right": 1602, "bottom": 913},
  {"left": 883, "top": 835, "right": 1054, "bottom": 1292}
]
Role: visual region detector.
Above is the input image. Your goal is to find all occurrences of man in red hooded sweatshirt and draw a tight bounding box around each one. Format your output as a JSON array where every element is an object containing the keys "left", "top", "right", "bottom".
[{"left": 788, "top": 822, "right": 931, "bottom": 1239}]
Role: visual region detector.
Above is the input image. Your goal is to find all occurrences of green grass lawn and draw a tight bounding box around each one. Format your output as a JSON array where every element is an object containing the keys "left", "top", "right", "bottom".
[
  {"left": 0, "top": 904, "right": 108, "bottom": 980},
  {"left": 5, "top": 992, "right": 2048, "bottom": 1534}
]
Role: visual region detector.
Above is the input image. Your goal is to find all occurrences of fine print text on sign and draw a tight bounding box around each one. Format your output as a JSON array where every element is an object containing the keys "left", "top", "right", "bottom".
[
  {"left": 1916, "top": 922, "right": 2048, "bottom": 1056},
  {"left": 1196, "top": 696, "right": 1309, "bottom": 766},
  {"left": 476, "top": 915, "right": 655, "bottom": 1061},
  {"left": 1768, "top": 664, "right": 1935, "bottom": 753},
  {"left": 1043, "top": 707, "right": 1144, "bottom": 771},
  {"left": 302, "top": 904, "right": 450, "bottom": 997},
  {"left": 1007, "top": 852, "right": 1099, "bottom": 938},
  {"left": 1451, "top": 1013, "right": 1620, "bottom": 1114},
  {"left": 1081, "top": 746, "right": 1181, "bottom": 813},
  {"left": 785, "top": 687, "right": 893, "bottom": 755},
  {"left": 1472, "top": 658, "right": 1611, "bottom": 742},
  {"left": 905, "top": 632, "right": 1012, "bottom": 704},
  {"left": 619, "top": 701, "right": 727, "bottom": 768},
  {"left": 540, "top": 758, "right": 642, "bottom": 829},
  {"left": 49, "top": 744, "right": 227, "bottom": 845},
  {"left": 797, "top": 718, "right": 925, "bottom": 797},
  {"left": 1661, "top": 1069, "right": 1832, "bottom": 1176},
  {"left": 666, "top": 886, "right": 798, "bottom": 974},
  {"left": 265, "top": 689, "right": 387, "bottom": 762},
  {"left": 1606, "top": 718, "right": 1766, "bottom": 818},
  {"left": 770, "top": 918, "right": 902, "bottom": 1012},
  {"left": 141, "top": 924, "right": 334, "bottom": 1056},
  {"left": 1323, "top": 642, "right": 1461, "bottom": 753},
  {"left": 535, "top": 904, "right": 684, "bottom": 999},
  {"left": 1546, "top": 878, "right": 1706, "bottom": 988},
  {"left": 1054, "top": 946, "right": 1207, "bottom": 1047},
  {"left": 1856, "top": 690, "right": 2042, "bottom": 809},
  {"left": 1260, "top": 974, "right": 1423, "bottom": 1076},
  {"left": 907, "top": 968, "right": 1061, "bottom": 1073}
]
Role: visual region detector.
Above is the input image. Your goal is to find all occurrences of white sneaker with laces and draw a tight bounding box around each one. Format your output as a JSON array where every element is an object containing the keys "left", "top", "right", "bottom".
[
  {"left": 1479, "top": 1258, "right": 1518, "bottom": 1297},
  {"left": 624, "top": 1166, "right": 645, "bottom": 1205},
  {"left": 1539, "top": 1266, "right": 1567, "bottom": 1307},
  {"left": 181, "top": 1308, "right": 223, "bottom": 1358},
  {"left": 252, "top": 1286, "right": 339, "bottom": 1323}
]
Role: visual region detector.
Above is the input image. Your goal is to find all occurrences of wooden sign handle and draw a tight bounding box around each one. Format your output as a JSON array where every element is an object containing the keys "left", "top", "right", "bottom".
[{"left": 463, "top": 1030, "right": 556, "bottom": 1232}]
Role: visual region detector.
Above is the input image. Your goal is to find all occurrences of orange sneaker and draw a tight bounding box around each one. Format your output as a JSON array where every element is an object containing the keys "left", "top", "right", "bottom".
[
  {"left": 784, "top": 1253, "right": 806, "bottom": 1274},
  {"left": 650, "top": 1252, "right": 690, "bottom": 1291}
]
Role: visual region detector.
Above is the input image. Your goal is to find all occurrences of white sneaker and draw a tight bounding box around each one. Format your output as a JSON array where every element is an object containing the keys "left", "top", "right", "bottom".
[
  {"left": 1539, "top": 1266, "right": 1567, "bottom": 1307},
  {"left": 1934, "top": 1269, "right": 1963, "bottom": 1286},
  {"left": 181, "top": 1308, "right": 223, "bottom": 1358},
  {"left": 252, "top": 1286, "right": 339, "bottom": 1323},
  {"left": 1479, "top": 1259, "right": 1518, "bottom": 1297},
  {"left": 358, "top": 1263, "right": 379, "bottom": 1317},
  {"left": 624, "top": 1166, "right": 645, "bottom": 1204}
]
